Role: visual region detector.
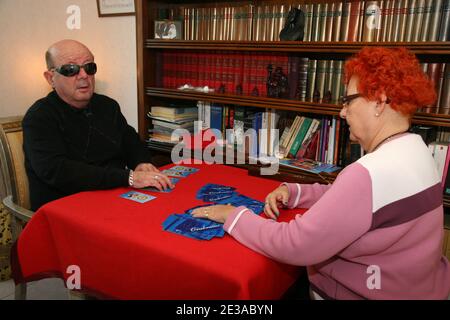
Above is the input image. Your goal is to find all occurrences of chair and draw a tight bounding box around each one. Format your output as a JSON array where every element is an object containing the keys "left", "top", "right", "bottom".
[
  {"left": 0, "top": 116, "right": 91, "bottom": 300},
  {"left": 0, "top": 116, "right": 33, "bottom": 299}
]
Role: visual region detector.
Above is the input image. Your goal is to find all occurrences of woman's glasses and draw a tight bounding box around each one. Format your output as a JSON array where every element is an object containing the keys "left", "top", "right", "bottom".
[
  {"left": 339, "top": 93, "right": 361, "bottom": 108},
  {"left": 53, "top": 62, "right": 97, "bottom": 77}
]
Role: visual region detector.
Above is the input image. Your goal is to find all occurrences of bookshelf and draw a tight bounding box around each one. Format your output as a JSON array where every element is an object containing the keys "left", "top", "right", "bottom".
[{"left": 136, "top": 0, "right": 450, "bottom": 184}]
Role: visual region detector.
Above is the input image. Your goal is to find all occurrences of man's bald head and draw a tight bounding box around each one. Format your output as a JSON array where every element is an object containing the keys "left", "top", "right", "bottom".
[
  {"left": 45, "top": 39, "right": 94, "bottom": 70},
  {"left": 43, "top": 39, "right": 96, "bottom": 109}
]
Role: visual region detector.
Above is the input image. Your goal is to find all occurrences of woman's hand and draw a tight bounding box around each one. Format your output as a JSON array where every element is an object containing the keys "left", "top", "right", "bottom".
[
  {"left": 264, "top": 185, "right": 289, "bottom": 220},
  {"left": 191, "top": 205, "right": 236, "bottom": 224}
]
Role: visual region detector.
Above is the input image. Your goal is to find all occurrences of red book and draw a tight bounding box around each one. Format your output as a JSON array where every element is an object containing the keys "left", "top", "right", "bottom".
[{"left": 347, "top": 1, "right": 362, "bottom": 42}]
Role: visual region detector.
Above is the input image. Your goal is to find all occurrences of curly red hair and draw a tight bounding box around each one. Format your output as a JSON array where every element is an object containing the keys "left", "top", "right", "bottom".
[{"left": 344, "top": 46, "right": 436, "bottom": 116}]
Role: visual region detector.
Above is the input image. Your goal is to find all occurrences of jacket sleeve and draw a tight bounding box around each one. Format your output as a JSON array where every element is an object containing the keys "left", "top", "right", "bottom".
[
  {"left": 223, "top": 163, "right": 373, "bottom": 266},
  {"left": 282, "top": 182, "right": 332, "bottom": 209},
  {"left": 23, "top": 109, "right": 129, "bottom": 195}
]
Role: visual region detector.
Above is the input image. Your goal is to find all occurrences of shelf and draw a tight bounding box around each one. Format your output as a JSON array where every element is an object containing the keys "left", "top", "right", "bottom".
[
  {"left": 146, "top": 87, "right": 339, "bottom": 115},
  {"left": 145, "top": 87, "right": 450, "bottom": 127},
  {"left": 145, "top": 40, "right": 450, "bottom": 55}
]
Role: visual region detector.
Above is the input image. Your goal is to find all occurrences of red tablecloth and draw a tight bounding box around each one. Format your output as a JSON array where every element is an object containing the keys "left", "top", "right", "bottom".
[{"left": 12, "top": 164, "right": 303, "bottom": 299}]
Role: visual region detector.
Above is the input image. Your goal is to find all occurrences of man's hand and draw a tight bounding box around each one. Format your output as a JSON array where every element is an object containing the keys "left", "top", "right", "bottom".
[
  {"left": 132, "top": 171, "right": 174, "bottom": 190},
  {"left": 135, "top": 163, "right": 159, "bottom": 173},
  {"left": 191, "top": 205, "right": 236, "bottom": 224},
  {"left": 264, "top": 185, "right": 289, "bottom": 220}
]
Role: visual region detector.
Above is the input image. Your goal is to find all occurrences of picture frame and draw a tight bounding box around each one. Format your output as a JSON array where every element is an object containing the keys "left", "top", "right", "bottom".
[
  {"left": 154, "top": 20, "right": 183, "bottom": 40},
  {"left": 96, "top": 0, "right": 135, "bottom": 17}
]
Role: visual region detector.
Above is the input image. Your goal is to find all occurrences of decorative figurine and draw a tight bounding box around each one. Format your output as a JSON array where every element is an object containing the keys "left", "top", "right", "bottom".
[{"left": 279, "top": 8, "right": 305, "bottom": 41}]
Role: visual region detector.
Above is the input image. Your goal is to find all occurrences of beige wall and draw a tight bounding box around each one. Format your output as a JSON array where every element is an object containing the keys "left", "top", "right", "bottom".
[{"left": 0, "top": 0, "right": 139, "bottom": 129}]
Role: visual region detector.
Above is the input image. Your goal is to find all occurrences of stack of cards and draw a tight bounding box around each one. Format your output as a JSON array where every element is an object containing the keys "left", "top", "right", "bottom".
[
  {"left": 120, "top": 191, "right": 156, "bottom": 203},
  {"left": 196, "top": 183, "right": 265, "bottom": 214},
  {"left": 161, "top": 165, "right": 200, "bottom": 178},
  {"left": 214, "top": 194, "right": 265, "bottom": 214},
  {"left": 196, "top": 184, "right": 237, "bottom": 202},
  {"left": 162, "top": 213, "right": 225, "bottom": 240},
  {"left": 141, "top": 177, "right": 180, "bottom": 193}
]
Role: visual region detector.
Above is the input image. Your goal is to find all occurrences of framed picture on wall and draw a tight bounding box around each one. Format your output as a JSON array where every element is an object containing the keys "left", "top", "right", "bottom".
[
  {"left": 154, "top": 20, "right": 182, "bottom": 40},
  {"left": 97, "top": 0, "right": 135, "bottom": 17}
]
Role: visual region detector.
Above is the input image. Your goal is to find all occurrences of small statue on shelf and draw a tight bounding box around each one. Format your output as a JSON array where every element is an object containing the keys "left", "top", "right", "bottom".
[
  {"left": 235, "top": 84, "right": 243, "bottom": 95},
  {"left": 312, "top": 89, "right": 321, "bottom": 103},
  {"left": 322, "top": 90, "right": 332, "bottom": 103},
  {"left": 218, "top": 84, "right": 226, "bottom": 94},
  {"left": 251, "top": 86, "right": 259, "bottom": 96},
  {"left": 279, "top": 8, "right": 305, "bottom": 41},
  {"left": 267, "top": 64, "right": 289, "bottom": 99}
]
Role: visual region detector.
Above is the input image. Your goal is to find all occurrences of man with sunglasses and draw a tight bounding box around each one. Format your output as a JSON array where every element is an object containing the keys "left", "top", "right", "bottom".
[{"left": 23, "top": 39, "right": 174, "bottom": 211}]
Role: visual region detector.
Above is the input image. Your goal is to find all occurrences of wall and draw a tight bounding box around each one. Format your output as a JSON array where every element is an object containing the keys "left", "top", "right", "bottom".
[{"left": 0, "top": 0, "right": 139, "bottom": 129}]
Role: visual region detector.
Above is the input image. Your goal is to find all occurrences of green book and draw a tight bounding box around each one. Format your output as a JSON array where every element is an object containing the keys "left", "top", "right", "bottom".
[{"left": 289, "top": 117, "right": 313, "bottom": 157}]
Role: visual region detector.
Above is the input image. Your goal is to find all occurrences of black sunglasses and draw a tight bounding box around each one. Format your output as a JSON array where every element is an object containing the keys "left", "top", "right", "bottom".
[
  {"left": 53, "top": 62, "right": 97, "bottom": 77},
  {"left": 339, "top": 93, "right": 361, "bottom": 107}
]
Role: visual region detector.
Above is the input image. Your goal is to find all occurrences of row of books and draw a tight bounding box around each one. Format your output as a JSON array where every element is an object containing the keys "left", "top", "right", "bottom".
[
  {"left": 156, "top": 0, "right": 450, "bottom": 42},
  {"left": 420, "top": 62, "right": 450, "bottom": 114},
  {"left": 196, "top": 102, "right": 359, "bottom": 168},
  {"left": 160, "top": 51, "right": 290, "bottom": 97},
  {"left": 158, "top": 50, "right": 450, "bottom": 109}
]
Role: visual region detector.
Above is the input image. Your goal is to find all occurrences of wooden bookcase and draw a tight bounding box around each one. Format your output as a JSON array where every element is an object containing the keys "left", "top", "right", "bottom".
[
  {"left": 136, "top": 1, "right": 450, "bottom": 254},
  {"left": 135, "top": 0, "right": 450, "bottom": 175}
]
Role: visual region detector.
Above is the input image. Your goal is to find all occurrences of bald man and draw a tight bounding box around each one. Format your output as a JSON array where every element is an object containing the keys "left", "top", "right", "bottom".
[{"left": 23, "top": 39, "right": 173, "bottom": 211}]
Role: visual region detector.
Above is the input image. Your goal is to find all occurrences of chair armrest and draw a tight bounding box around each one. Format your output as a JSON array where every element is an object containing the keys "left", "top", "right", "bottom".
[{"left": 3, "top": 195, "right": 34, "bottom": 222}]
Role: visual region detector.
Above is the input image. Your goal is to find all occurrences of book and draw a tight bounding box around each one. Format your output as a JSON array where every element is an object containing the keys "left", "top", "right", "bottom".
[
  {"left": 288, "top": 117, "right": 313, "bottom": 157},
  {"left": 279, "top": 158, "right": 340, "bottom": 174}
]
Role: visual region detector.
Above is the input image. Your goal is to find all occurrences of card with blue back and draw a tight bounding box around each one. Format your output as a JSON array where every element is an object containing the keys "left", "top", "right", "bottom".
[
  {"left": 141, "top": 177, "right": 180, "bottom": 193},
  {"left": 162, "top": 213, "right": 224, "bottom": 240}
]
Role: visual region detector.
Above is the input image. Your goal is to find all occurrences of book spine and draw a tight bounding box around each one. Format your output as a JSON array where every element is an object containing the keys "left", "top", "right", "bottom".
[
  {"left": 363, "top": 1, "right": 381, "bottom": 42},
  {"left": 340, "top": 2, "right": 351, "bottom": 41},
  {"left": 439, "top": 0, "right": 450, "bottom": 41},
  {"left": 404, "top": 0, "right": 417, "bottom": 42},
  {"left": 332, "top": 60, "right": 344, "bottom": 104},
  {"left": 422, "top": 0, "right": 433, "bottom": 40},
  {"left": 332, "top": 2, "right": 343, "bottom": 42},
  {"left": 288, "top": 55, "right": 300, "bottom": 99},
  {"left": 304, "top": 4, "right": 314, "bottom": 42},
  {"left": 428, "top": 0, "right": 443, "bottom": 41},
  {"left": 298, "top": 58, "right": 309, "bottom": 102},
  {"left": 390, "top": 0, "right": 403, "bottom": 41},
  {"left": 347, "top": 1, "right": 362, "bottom": 42},
  {"left": 311, "top": 3, "right": 321, "bottom": 41},
  {"left": 440, "top": 63, "right": 450, "bottom": 115},
  {"left": 307, "top": 60, "right": 318, "bottom": 102},
  {"left": 412, "top": 0, "right": 426, "bottom": 42}
]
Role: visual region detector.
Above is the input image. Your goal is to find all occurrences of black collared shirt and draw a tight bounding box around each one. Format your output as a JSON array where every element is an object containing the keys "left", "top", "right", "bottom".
[{"left": 23, "top": 91, "right": 152, "bottom": 211}]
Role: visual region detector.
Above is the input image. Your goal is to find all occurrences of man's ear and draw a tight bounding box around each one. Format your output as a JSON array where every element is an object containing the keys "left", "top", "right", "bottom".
[{"left": 43, "top": 70, "right": 54, "bottom": 88}]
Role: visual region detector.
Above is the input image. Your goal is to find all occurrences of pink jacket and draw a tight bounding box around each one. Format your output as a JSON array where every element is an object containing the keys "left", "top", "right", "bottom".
[{"left": 224, "top": 134, "right": 450, "bottom": 299}]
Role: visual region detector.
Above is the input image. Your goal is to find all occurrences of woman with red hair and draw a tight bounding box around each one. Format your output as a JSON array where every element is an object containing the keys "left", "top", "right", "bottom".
[{"left": 193, "top": 47, "right": 450, "bottom": 299}]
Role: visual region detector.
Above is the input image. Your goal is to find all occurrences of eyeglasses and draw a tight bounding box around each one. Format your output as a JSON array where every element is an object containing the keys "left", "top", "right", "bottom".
[
  {"left": 339, "top": 93, "right": 361, "bottom": 108},
  {"left": 52, "top": 62, "right": 97, "bottom": 77}
]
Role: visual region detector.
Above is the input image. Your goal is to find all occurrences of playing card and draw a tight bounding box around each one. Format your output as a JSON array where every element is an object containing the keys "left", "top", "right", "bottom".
[
  {"left": 120, "top": 191, "right": 156, "bottom": 203},
  {"left": 162, "top": 213, "right": 224, "bottom": 240},
  {"left": 141, "top": 177, "right": 180, "bottom": 193},
  {"left": 170, "top": 165, "right": 200, "bottom": 174},
  {"left": 161, "top": 169, "right": 190, "bottom": 177}
]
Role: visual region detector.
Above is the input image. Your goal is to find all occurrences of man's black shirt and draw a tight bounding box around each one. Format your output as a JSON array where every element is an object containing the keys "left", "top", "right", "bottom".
[{"left": 23, "top": 91, "right": 152, "bottom": 211}]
